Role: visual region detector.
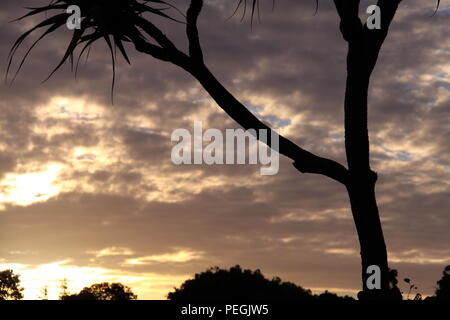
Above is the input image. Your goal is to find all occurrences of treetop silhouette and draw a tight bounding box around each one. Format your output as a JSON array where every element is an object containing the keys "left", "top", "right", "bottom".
[
  {"left": 61, "top": 282, "right": 137, "bottom": 300},
  {"left": 168, "top": 265, "right": 354, "bottom": 301},
  {"left": 435, "top": 265, "right": 450, "bottom": 300},
  {"left": 0, "top": 269, "right": 24, "bottom": 300}
]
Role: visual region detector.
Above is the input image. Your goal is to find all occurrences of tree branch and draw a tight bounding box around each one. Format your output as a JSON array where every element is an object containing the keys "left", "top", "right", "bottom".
[
  {"left": 333, "top": 0, "right": 401, "bottom": 178},
  {"left": 364, "top": 0, "right": 402, "bottom": 75},
  {"left": 130, "top": 35, "right": 171, "bottom": 62},
  {"left": 130, "top": 19, "right": 190, "bottom": 69},
  {"left": 183, "top": 2, "right": 349, "bottom": 184},
  {"left": 187, "top": 63, "right": 349, "bottom": 185},
  {"left": 334, "top": 0, "right": 363, "bottom": 43},
  {"left": 333, "top": 0, "right": 370, "bottom": 175},
  {"left": 133, "top": 1, "right": 350, "bottom": 185},
  {"left": 136, "top": 16, "right": 179, "bottom": 52},
  {"left": 187, "top": 0, "right": 204, "bottom": 62}
]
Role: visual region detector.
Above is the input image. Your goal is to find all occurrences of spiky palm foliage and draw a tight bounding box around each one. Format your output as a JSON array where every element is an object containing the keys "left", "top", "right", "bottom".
[
  {"left": 7, "top": 0, "right": 180, "bottom": 96},
  {"left": 233, "top": 0, "right": 269, "bottom": 21},
  {"left": 7, "top": 0, "right": 268, "bottom": 95}
]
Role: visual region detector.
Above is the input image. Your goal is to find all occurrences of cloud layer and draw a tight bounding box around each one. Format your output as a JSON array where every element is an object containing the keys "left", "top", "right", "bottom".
[{"left": 0, "top": 0, "right": 449, "bottom": 299}]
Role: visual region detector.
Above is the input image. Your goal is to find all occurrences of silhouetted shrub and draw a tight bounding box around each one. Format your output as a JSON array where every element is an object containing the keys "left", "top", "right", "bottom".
[
  {"left": 168, "top": 265, "right": 353, "bottom": 301},
  {"left": 61, "top": 282, "right": 137, "bottom": 300},
  {"left": 435, "top": 265, "right": 450, "bottom": 300}
]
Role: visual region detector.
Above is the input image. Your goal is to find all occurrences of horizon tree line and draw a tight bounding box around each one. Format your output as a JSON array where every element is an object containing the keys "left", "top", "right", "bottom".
[{"left": 1, "top": 265, "right": 450, "bottom": 300}]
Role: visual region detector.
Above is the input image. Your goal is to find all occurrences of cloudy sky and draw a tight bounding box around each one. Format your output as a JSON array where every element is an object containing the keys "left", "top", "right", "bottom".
[{"left": 0, "top": 0, "right": 449, "bottom": 300}]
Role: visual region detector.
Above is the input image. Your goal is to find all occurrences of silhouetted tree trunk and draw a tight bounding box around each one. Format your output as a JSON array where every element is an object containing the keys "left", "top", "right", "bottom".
[{"left": 334, "top": 0, "right": 402, "bottom": 297}]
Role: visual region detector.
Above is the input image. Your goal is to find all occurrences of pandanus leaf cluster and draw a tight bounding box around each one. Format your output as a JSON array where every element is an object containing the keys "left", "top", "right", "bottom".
[{"left": 7, "top": 0, "right": 179, "bottom": 97}]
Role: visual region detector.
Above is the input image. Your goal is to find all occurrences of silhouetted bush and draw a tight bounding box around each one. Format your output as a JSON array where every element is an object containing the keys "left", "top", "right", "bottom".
[
  {"left": 0, "top": 269, "right": 24, "bottom": 300},
  {"left": 435, "top": 265, "right": 450, "bottom": 300},
  {"left": 61, "top": 282, "right": 137, "bottom": 301},
  {"left": 168, "top": 265, "right": 353, "bottom": 301}
]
